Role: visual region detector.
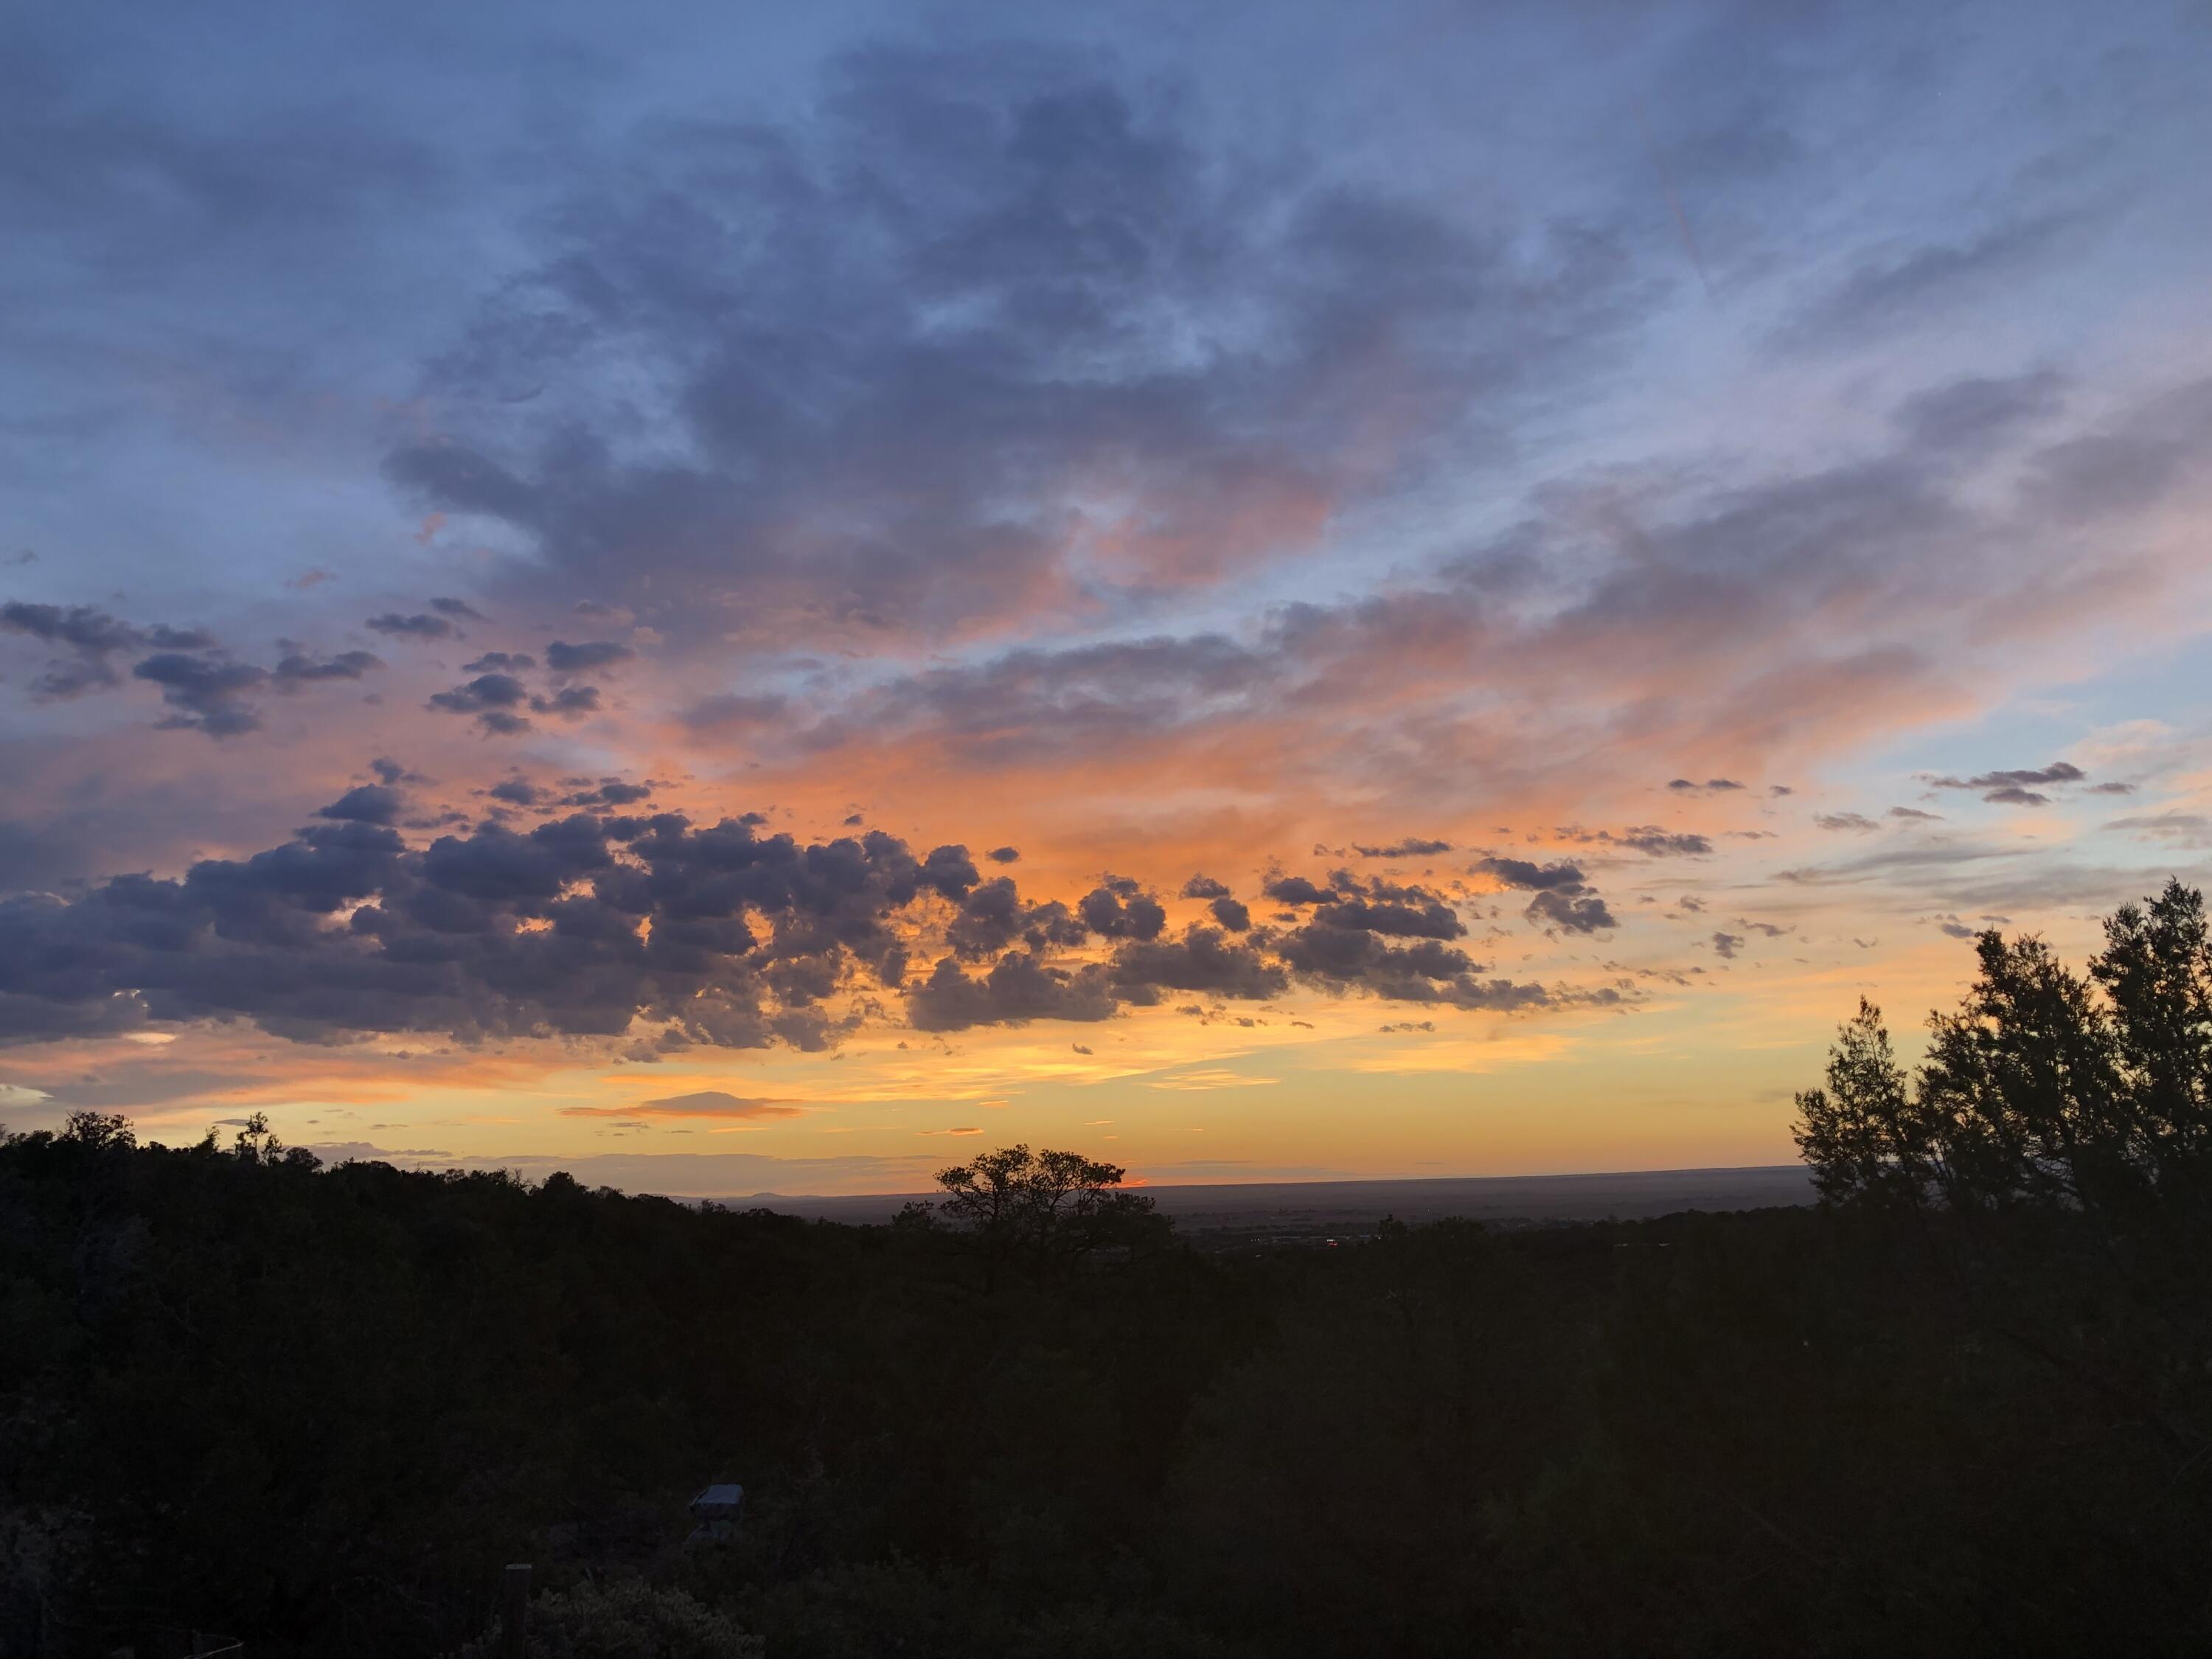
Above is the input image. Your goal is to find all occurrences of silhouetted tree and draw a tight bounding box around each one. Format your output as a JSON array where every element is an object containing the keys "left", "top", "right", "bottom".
[
  {"left": 901, "top": 1144, "right": 1169, "bottom": 1290},
  {"left": 1799, "top": 882, "right": 2212, "bottom": 1215},
  {"left": 1792, "top": 999, "right": 1935, "bottom": 1206},
  {"left": 2093, "top": 878, "right": 2212, "bottom": 1192}
]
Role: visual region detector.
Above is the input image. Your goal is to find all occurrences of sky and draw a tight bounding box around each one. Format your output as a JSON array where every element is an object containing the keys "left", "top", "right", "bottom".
[{"left": 3, "top": 0, "right": 2211, "bottom": 1196}]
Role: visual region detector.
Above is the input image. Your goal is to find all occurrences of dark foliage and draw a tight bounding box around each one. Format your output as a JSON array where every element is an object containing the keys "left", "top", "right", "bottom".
[
  {"left": 1795, "top": 880, "right": 2212, "bottom": 1213},
  {"left": 5, "top": 888, "right": 2211, "bottom": 1655}
]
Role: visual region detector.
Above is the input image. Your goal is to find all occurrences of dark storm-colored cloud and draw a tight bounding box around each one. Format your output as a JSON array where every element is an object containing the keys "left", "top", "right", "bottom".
[
  {"left": 1208, "top": 897, "right": 1251, "bottom": 932},
  {"left": 383, "top": 44, "right": 1651, "bottom": 646},
  {"left": 1180, "top": 875, "right": 1231, "bottom": 900}
]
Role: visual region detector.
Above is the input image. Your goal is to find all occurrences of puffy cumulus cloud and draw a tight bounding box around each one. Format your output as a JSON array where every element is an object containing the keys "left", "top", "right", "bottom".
[
  {"left": 943, "top": 875, "right": 1085, "bottom": 960},
  {"left": 385, "top": 44, "right": 1649, "bottom": 650},
  {"left": 1077, "top": 882, "right": 1168, "bottom": 941},
  {"left": 0, "top": 763, "right": 1594, "bottom": 1044},
  {"left": 908, "top": 950, "right": 1118, "bottom": 1032},
  {"left": 1110, "top": 925, "right": 1287, "bottom": 1003},
  {"left": 1262, "top": 873, "right": 1340, "bottom": 906},
  {"left": 1180, "top": 875, "right": 1231, "bottom": 900},
  {"left": 0, "top": 810, "right": 987, "bottom": 1050},
  {"left": 908, "top": 863, "right": 1551, "bottom": 1032},
  {"left": 1473, "top": 857, "right": 1618, "bottom": 935}
]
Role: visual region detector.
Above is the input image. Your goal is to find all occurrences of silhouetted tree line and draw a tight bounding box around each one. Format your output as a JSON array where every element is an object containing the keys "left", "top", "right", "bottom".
[
  {"left": 1795, "top": 878, "right": 2212, "bottom": 1213},
  {"left": 4, "top": 882, "right": 2210, "bottom": 1657}
]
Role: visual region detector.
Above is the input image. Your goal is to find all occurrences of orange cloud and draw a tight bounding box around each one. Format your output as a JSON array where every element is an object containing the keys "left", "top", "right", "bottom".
[{"left": 561, "top": 1091, "right": 804, "bottom": 1120}]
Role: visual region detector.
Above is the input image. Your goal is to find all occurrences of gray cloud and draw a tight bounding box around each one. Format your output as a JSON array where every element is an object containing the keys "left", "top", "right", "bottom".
[
  {"left": 366, "top": 612, "right": 456, "bottom": 641},
  {"left": 383, "top": 44, "right": 1651, "bottom": 648},
  {"left": 1784, "top": 212, "right": 2085, "bottom": 349},
  {"left": 0, "top": 805, "right": 1560, "bottom": 1045},
  {"left": 1353, "top": 837, "right": 1451, "bottom": 858}
]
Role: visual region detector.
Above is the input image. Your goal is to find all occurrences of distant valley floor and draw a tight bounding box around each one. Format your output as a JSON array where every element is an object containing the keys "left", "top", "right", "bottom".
[{"left": 728, "top": 1165, "right": 1816, "bottom": 1236}]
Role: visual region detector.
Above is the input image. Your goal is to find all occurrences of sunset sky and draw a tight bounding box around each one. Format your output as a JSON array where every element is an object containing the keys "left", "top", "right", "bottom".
[{"left": 4, "top": 0, "right": 2209, "bottom": 1196}]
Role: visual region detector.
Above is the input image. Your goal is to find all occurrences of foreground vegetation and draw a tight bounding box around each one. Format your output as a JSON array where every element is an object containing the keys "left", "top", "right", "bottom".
[{"left": 4, "top": 886, "right": 2210, "bottom": 1657}]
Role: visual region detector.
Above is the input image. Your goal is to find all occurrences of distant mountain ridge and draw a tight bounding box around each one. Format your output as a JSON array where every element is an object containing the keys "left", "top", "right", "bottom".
[{"left": 726, "top": 1164, "right": 1816, "bottom": 1227}]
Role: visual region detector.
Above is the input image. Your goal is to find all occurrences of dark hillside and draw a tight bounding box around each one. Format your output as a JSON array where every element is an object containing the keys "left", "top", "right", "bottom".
[{"left": 6, "top": 1119, "right": 2211, "bottom": 1657}]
